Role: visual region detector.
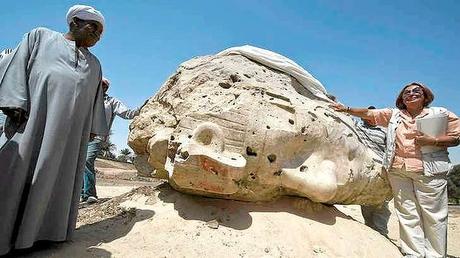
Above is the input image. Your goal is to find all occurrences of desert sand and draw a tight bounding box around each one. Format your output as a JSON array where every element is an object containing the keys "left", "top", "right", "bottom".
[{"left": 8, "top": 159, "right": 459, "bottom": 258}]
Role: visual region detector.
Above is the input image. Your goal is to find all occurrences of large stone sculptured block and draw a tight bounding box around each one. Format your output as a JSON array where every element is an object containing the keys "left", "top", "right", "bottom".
[{"left": 128, "top": 51, "right": 392, "bottom": 205}]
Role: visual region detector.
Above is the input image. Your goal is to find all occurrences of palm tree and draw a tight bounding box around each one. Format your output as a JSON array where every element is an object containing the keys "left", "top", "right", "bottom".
[
  {"left": 99, "top": 131, "right": 117, "bottom": 159},
  {"left": 120, "top": 148, "right": 131, "bottom": 156},
  {"left": 117, "top": 148, "right": 133, "bottom": 163}
]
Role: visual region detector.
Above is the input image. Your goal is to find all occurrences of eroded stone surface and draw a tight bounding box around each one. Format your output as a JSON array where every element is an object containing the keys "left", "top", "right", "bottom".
[{"left": 128, "top": 53, "right": 392, "bottom": 205}]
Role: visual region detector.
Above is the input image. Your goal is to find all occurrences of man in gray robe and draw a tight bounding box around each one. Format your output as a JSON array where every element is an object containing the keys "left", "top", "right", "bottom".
[
  {"left": 0, "top": 5, "right": 108, "bottom": 255},
  {"left": 0, "top": 49, "right": 13, "bottom": 136}
]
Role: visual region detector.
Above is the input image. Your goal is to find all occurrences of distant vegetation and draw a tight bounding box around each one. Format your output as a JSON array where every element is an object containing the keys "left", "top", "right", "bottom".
[
  {"left": 99, "top": 139, "right": 117, "bottom": 160},
  {"left": 96, "top": 131, "right": 135, "bottom": 163},
  {"left": 448, "top": 164, "right": 460, "bottom": 204},
  {"left": 117, "top": 148, "right": 134, "bottom": 163}
]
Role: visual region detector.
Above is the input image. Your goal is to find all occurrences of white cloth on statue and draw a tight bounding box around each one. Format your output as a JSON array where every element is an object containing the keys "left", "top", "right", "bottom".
[{"left": 217, "top": 45, "right": 331, "bottom": 102}]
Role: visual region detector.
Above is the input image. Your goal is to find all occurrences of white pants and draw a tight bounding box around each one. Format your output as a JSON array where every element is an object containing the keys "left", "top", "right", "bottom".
[{"left": 388, "top": 168, "right": 448, "bottom": 258}]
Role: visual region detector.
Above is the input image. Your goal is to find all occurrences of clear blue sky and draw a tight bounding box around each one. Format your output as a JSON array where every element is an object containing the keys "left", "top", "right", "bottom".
[{"left": 1, "top": 0, "right": 460, "bottom": 163}]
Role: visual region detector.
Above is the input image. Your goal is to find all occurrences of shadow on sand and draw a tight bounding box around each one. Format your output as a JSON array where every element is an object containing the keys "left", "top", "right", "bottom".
[{"left": 156, "top": 183, "right": 352, "bottom": 230}]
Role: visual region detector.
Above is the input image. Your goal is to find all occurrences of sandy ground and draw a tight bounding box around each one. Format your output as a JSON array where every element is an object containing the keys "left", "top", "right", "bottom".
[{"left": 7, "top": 159, "right": 460, "bottom": 258}]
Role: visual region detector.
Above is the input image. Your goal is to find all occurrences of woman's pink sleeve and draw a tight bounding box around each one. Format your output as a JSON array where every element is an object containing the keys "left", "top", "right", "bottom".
[
  {"left": 365, "top": 108, "right": 393, "bottom": 127},
  {"left": 446, "top": 111, "right": 460, "bottom": 137}
]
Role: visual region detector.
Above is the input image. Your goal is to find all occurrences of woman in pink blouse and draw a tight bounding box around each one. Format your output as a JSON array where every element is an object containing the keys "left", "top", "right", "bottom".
[{"left": 331, "top": 82, "right": 460, "bottom": 258}]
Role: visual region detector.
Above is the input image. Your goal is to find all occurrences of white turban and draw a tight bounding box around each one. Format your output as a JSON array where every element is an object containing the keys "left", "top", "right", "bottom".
[{"left": 66, "top": 5, "right": 105, "bottom": 31}]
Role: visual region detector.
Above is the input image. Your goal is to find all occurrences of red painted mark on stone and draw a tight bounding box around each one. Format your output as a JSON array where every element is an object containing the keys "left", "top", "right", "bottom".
[
  {"left": 196, "top": 181, "right": 224, "bottom": 193},
  {"left": 200, "top": 157, "right": 230, "bottom": 177}
]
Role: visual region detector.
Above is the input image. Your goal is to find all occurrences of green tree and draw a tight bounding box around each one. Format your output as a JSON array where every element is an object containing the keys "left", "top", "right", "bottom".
[
  {"left": 98, "top": 131, "right": 117, "bottom": 159},
  {"left": 117, "top": 148, "right": 133, "bottom": 163},
  {"left": 447, "top": 164, "right": 460, "bottom": 204},
  {"left": 120, "top": 148, "right": 131, "bottom": 155}
]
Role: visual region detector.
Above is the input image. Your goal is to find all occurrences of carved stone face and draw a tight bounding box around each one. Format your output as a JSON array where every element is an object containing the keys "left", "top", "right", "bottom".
[{"left": 129, "top": 54, "right": 391, "bottom": 205}]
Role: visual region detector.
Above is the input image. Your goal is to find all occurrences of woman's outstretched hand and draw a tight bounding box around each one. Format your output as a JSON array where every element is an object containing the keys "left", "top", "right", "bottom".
[{"left": 329, "top": 102, "right": 348, "bottom": 112}]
